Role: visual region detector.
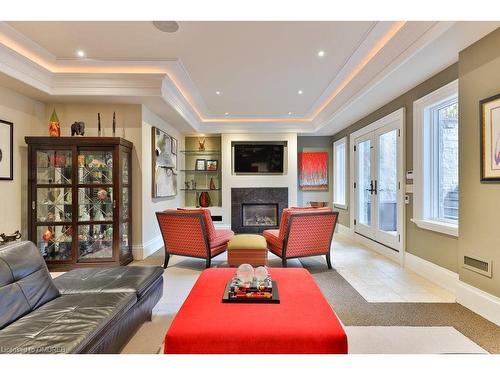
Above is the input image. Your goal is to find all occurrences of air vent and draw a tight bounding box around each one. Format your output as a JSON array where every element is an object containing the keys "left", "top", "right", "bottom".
[{"left": 463, "top": 255, "right": 492, "bottom": 278}]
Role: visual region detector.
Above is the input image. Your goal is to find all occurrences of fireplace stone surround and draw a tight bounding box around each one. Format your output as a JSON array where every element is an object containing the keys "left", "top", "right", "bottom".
[{"left": 231, "top": 187, "right": 288, "bottom": 234}]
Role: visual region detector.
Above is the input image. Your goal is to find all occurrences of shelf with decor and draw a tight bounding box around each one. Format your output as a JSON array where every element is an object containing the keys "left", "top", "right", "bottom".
[{"left": 181, "top": 136, "right": 222, "bottom": 208}]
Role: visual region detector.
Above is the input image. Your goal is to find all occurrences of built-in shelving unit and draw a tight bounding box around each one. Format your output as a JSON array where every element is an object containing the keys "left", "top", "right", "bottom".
[{"left": 180, "top": 136, "right": 222, "bottom": 209}]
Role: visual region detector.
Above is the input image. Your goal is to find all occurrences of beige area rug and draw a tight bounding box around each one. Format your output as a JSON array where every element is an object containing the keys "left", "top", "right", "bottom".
[{"left": 122, "top": 252, "right": 500, "bottom": 354}]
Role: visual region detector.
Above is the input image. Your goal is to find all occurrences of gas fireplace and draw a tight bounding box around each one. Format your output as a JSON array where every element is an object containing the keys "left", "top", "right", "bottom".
[{"left": 231, "top": 187, "right": 288, "bottom": 234}]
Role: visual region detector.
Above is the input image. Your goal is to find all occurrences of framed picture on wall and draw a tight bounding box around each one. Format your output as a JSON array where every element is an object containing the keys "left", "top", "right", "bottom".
[
  {"left": 480, "top": 93, "right": 500, "bottom": 182},
  {"left": 0, "top": 120, "right": 13, "bottom": 180},
  {"left": 152, "top": 126, "right": 178, "bottom": 197},
  {"left": 298, "top": 151, "right": 328, "bottom": 191}
]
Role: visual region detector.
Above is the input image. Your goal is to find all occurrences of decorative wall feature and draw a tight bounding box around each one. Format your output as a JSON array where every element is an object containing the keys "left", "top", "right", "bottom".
[
  {"left": 299, "top": 151, "right": 328, "bottom": 191},
  {"left": 152, "top": 126, "right": 177, "bottom": 197},
  {"left": 480, "top": 93, "right": 500, "bottom": 182},
  {"left": 0, "top": 119, "right": 13, "bottom": 180}
]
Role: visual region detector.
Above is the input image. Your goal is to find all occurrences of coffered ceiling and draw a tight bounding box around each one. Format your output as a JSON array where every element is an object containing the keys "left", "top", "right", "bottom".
[{"left": 0, "top": 21, "right": 499, "bottom": 134}]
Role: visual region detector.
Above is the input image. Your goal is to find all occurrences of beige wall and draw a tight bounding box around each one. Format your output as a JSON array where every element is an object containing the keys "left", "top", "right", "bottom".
[
  {"left": 458, "top": 28, "right": 500, "bottom": 297},
  {"left": 141, "top": 105, "right": 184, "bottom": 258},
  {"left": 0, "top": 86, "right": 46, "bottom": 238},
  {"left": 331, "top": 63, "right": 459, "bottom": 272}
]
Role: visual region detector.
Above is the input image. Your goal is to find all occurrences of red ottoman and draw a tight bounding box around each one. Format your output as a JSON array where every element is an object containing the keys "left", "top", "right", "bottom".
[{"left": 164, "top": 268, "right": 347, "bottom": 354}]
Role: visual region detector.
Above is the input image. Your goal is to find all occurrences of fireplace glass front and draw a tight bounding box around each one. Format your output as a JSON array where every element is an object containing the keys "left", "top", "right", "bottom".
[{"left": 242, "top": 204, "right": 278, "bottom": 227}]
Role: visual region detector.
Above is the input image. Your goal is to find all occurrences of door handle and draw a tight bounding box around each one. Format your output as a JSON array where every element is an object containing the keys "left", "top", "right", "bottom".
[
  {"left": 374, "top": 180, "right": 378, "bottom": 195},
  {"left": 366, "top": 180, "right": 375, "bottom": 194}
]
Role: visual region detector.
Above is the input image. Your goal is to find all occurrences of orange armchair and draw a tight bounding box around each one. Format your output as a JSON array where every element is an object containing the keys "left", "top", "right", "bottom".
[
  {"left": 156, "top": 209, "right": 234, "bottom": 268},
  {"left": 263, "top": 208, "right": 338, "bottom": 268}
]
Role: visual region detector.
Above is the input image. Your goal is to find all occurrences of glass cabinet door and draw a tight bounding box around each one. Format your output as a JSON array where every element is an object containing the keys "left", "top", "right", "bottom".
[
  {"left": 34, "top": 149, "right": 73, "bottom": 261},
  {"left": 120, "top": 150, "right": 132, "bottom": 259},
  {"left": 77, "top": 148, "right": 114, "bottom": 261}
]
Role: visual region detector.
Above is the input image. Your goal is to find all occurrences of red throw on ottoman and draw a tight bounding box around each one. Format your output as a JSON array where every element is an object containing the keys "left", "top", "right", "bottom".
[{"left": 164, "top": 268, "right": 347, "bottom": 354}]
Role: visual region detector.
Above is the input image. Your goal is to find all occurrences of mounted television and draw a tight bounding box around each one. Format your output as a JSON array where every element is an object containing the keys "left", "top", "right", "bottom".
[{"left": 233, "top": 142, "right": 285, "bottom": 174}]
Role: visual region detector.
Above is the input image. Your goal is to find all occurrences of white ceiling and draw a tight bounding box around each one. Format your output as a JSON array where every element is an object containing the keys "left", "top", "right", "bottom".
[
  {"left": 1, "top": 21, "right": 499, "bottom": 135},
  {"left": 7, "top": 21, "right": 377, "bottom": 118}
]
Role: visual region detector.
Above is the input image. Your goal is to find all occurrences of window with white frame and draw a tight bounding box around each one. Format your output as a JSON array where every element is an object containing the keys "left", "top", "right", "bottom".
[
  {"left": 413, "top": 80, "right": 459, "bottom": 236},
  {"left": 333, "top": 137, "right": 347, "bottom": 208}
]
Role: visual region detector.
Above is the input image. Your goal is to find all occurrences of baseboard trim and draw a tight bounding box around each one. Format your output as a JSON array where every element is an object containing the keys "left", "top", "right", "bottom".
[
  {"left": 404, "top": 253, "right": 458, "bottom": 294},
  {"left": 353, "top": 233, "right": 401, "bottom": 264},
  {"left": 132, "top": 235, "right": 163, "bottom": 261},
  {"left": 336, "top": 224, "right": 354, "bottom": 238},
  {"left": 456, "top": 281, "right": 500, "bottom": 327}
]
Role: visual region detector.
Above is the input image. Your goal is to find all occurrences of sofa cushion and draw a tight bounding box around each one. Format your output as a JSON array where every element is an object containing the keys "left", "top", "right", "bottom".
[
  {"left": 0, "top": 291, "right": 136, "bottom": 354},
  {"left": 0, "top": 241, "right": 60, "bottom": 330},
  {"left": 54, "top": 266, "right": 164, "bottom": 300}
]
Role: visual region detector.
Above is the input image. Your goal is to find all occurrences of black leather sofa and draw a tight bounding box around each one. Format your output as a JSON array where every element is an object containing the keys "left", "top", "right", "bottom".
[{"left": 0, "top": 241, "right": 163, "bottom": 354}]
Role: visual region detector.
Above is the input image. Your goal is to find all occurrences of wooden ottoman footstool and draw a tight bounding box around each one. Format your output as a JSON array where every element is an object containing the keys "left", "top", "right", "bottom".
[{"left": 227, "top": 234, "right": 267, "bottom": 267}]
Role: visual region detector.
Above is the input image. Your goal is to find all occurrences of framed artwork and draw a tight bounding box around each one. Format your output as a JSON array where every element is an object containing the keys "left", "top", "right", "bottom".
[
  {"left": 152, "top": 127, "right": 177, "bottom": 197},
  {"left": 206, "top": 159, "right": 218, "bottom": 171},
  {"left": 299, "top": 151, "right": 328, "bottom": 191},
  {"left": 195, "top": 159, "right": 206, "bottom": 171},
  {"left": 0, "top": 120, "right": 13, "bottom": 181},
  {"left": 480, "top": 93, "right": 500, "bottom": 182}
]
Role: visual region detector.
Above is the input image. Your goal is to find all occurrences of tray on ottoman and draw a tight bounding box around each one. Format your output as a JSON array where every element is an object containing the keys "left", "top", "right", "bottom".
[{"left": 222, "top": 280, "right": 280, "bottom": 303}]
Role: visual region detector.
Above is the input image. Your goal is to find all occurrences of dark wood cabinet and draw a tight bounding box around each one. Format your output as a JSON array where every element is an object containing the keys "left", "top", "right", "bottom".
[{"left": 25, "top": 137, "right": 133, "bottom": 271}]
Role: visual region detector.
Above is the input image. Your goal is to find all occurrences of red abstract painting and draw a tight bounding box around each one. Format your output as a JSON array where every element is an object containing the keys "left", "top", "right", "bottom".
[{"left": 299, "top": 152, "right": 328, "bottom": 191}]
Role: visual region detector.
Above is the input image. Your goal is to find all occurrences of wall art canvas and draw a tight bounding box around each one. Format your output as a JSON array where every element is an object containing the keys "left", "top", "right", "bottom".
[
  {"left": 299, "top": 151, "right": 328, "bottom": 191},
  {"left": 480, "top": 93, "right": 500, "bottom": 182},
  {"left": 152, "top": 127, "right": 177, "bottom": 197},
  {"left": 0, "top": 120, "right": 13, "bottom": 180}
]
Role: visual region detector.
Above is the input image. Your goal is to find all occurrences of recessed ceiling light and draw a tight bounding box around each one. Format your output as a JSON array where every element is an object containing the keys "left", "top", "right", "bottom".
[
  {"left": 298, "top": 90, "right": 303, "bottom": 95},
  {"left": 317, "top": 50, "right": 325, "bottom": 57},
  {"left": 224, "top": 112, "right": 229, "bottom": 116},
  {"left": 215, "top": 91, "right": 221, "bottom": 95},
  {"left": 288, "top": 111, "right": 292, "bottom": 115},
  {"left": 152, "top": 21, "right": 179, "bottom": 33},
  {"left": 76, "top": 50, "right": 85, "bottom": 58}
]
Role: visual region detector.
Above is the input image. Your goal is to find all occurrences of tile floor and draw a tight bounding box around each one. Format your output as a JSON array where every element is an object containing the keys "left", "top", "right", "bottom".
[{"left": 331, "top": 235, "right": 456, "bottom": 303}]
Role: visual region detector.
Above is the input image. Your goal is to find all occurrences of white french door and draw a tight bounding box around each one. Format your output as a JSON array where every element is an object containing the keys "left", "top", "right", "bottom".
[{"left": 352, "top": 110, "right": 404, "bottom": 252}]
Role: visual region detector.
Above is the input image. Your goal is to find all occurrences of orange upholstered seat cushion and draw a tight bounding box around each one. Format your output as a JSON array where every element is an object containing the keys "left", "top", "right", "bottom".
[{"left": 262, "top": 229, "right": 283, "bottom": 255}]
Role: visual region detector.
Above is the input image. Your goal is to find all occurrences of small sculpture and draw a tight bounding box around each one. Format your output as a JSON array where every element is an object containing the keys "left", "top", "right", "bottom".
[
  {"left": 184, "top": 181, "right": 191, "bottom": 189},
  {"left": 48, "top": 109, "right": 61, "bottom": 137},
  {"left": 42, "top": 229, "right": 52, "bottom": 242},
  {"left": 71, "top": 121, "right": 85, "bottom": 136},
  {"left": 98, "top": 113, "right": 102, "bottom": 136},
  {"left": 0, "top": 230, "right": 22, "bottom": 243},
  {"left": 198, "top": 138, "right": 206, "bottom": 151},
  {"left": 236, "top": 264, "right": 254, "bottom": 284},
  {"left": 97, "top": 188, "right": 108, "bottom": 200}
]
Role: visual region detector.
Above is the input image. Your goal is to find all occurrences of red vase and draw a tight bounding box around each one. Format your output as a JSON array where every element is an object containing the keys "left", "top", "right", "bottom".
[
  {"left": 209, "top": 177, "right": 216, "bottom": 190},
  {"left": 199, "top": 191, "right": 211, "bottom": 208}
]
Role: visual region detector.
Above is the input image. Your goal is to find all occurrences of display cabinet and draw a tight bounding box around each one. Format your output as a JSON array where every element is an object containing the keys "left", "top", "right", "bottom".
[{"left": 25, "top": 137, "right": 133, "bottom": 271}]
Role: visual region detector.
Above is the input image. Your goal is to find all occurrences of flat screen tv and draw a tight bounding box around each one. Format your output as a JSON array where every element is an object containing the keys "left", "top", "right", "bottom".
[{"left": 233, "top": 143, "right": 285, "bottom": 174}]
